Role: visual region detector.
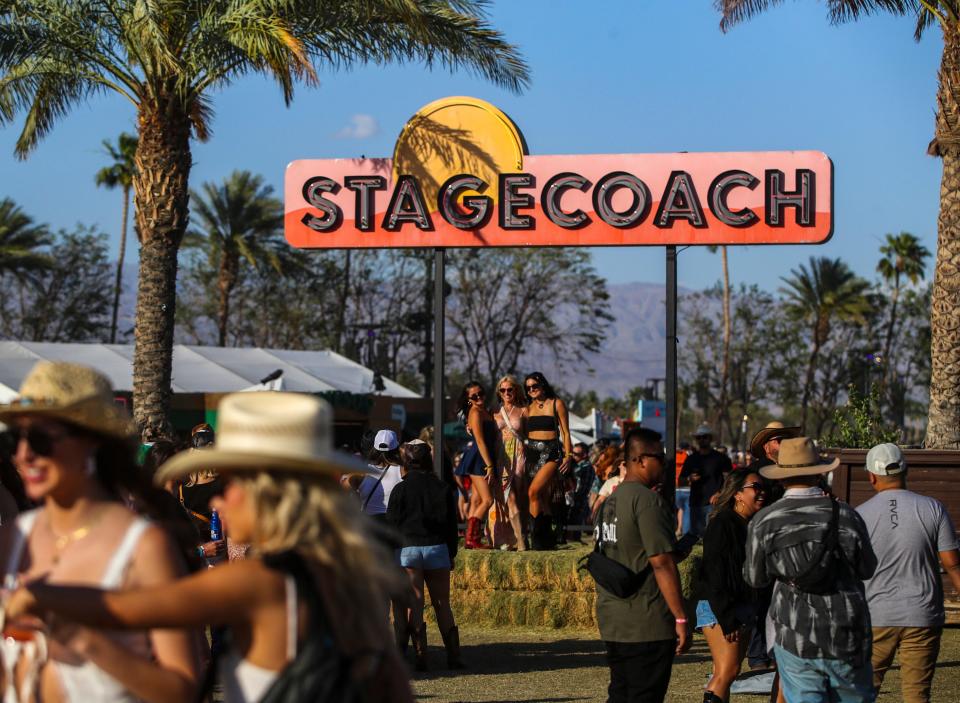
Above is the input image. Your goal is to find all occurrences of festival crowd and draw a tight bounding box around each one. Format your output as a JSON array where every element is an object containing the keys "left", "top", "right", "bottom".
[{"left": 0, "top": 361, "right": 956, "bottom": 703}]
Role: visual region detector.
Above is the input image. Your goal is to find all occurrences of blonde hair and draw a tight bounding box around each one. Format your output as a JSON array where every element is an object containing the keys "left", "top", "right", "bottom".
[
  {"left": 496, "top": 374, "right": 527, "bottom": 407},
  {"left": 235, "top": 471, "right": 401, "bottom": 653}
]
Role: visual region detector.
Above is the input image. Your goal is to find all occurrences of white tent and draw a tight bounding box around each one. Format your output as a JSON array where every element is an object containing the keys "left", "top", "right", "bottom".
[
  {"left": 567, "top": 411, "right": 596, "bottom": 446},
  {"left": 0, "top": 342, "right": 419, "bottom": 398}
]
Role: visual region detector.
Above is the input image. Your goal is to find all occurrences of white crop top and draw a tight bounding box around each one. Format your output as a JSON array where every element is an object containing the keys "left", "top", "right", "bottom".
[
  {"left": 218, "top": 575, "right": 298, "bottom": 703},
  {"left": 2, "top": 509, "right": 151, "bottom": 703}
]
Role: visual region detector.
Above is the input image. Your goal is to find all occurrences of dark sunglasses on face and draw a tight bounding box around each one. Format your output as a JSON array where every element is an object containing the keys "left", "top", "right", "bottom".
[
  {"left": 498, "top": 387, "right": 514, "bottom": 394},
  {"left": 742, "top": 482, "right": 765, "bottom": 492},
  {"left": 6, "top": 425, "right": 72, "bottom": 457},
  {"left": 525, "top": 383, "right": 541, "bottom": 391},
  {"left": 468, "top": 392, "right": 485, "bottom": 401},
  {"left": 632, "top": 451, "right": 666, "bottom": 463}
]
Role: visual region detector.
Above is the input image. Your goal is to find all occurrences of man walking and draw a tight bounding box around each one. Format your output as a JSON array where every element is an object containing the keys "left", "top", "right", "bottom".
[
  {"left": 744, "top": 437, "right": 877, "bottom": 703},
  {"left": 857, "top": 443, "right": 960, "bottom": 703},
  {"left": 679, "top": 424, "right": 732, "bottom": 535},
  {"left": 743, "top": 420, "right": 799, "bottom": 671},
  {"left": 596, "top": 427, "right": 690, "bottom": 702}
]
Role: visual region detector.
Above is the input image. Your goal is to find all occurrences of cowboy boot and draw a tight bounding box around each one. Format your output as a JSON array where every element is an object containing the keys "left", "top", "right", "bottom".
[
  {"left": 440, "top": 625, "right": 465, "bottom": 669},
  {"left": 466, "top": 517, "right": 490, "bottom": 549},
  {"left": 393, "top": 614, "right": 410, "bottom": 654},
  {"left": 412, "top": 623, "right": 428, "bottom": 672},
  {"left": 529, "top": 514, "right": 549, "bottom": 550},
  {"left": 465, "top": 517, "right": 478, "bottom": 549},
  {"left": 703, "top": 692, "right": 725, "bottom": 703}
]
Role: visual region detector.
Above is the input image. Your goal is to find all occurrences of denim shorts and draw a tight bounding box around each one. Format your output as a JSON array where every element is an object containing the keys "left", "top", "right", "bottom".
[
  {"left": 696, "top": 599, "right": 759, "bottom": 631},
  {"left": 696, "top": 599, "right": 718, "bottom": 630},
  {"left": 397, "top": 544, "right": 451, "bottom": 570}
]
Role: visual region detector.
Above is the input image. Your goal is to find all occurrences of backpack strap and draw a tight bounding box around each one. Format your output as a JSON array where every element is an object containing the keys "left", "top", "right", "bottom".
[{"left": 789, "top": 497, "right": 839, "bottom": 587}]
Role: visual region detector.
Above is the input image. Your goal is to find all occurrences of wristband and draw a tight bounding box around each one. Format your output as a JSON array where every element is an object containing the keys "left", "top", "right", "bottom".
[
  {"left": 675, "top": 618, "right": 687, "bottom": 624},
  {"left": 196, "top": 545, "right": 205, "bottom": 558}
]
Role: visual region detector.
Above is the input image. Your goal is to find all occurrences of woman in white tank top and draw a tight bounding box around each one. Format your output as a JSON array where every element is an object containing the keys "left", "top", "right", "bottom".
[
  {"left": 0, "top": 361, "right": 199, "bottom": 703},
  {"left": 7, "top": 392, "right": 415, "bottom": 703}
]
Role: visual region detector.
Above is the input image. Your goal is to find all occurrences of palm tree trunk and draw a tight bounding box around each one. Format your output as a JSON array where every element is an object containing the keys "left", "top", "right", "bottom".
[
  {"left": 800, "top": 331, "right": 821, "bottom": 434},
  {"left": 927, "top": 29, "right": 960, "bottom": 449},
  {"left": 714, "top": 246, "right": 732, "bottom": 442},
  {"left": 132, "top": 98, "right": 191, "bottom": 441},
  {"left": 109, "top": 186, "right": 130, "bottom": 344},
  {"left": 880, "top": 271, "right": 900, "bottom": 410},
  {"left": 217, "top": 251, "right": 239, "bottom": 347}
]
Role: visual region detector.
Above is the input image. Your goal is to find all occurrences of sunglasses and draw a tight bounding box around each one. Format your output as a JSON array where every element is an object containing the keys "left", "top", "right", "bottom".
[
  {"left": 525, "top": 383, "right": 541, "bottom": 391},
  {"left": 6, "top": 426, "right": 72, "bottom": 457},
  {"left": 498, "top": 387, "right": 514, "bottom": 394},
  {"left": 468, "top": 392, "right": 485, "bottom": 401},
  {"left": 742, "top": 482, "right": 766, "bottom": 492}
]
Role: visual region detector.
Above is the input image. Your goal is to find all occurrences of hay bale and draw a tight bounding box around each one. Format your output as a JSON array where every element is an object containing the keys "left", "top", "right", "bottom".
[{"left": 425, "top": 588, "right": 598, "bottom": 628}]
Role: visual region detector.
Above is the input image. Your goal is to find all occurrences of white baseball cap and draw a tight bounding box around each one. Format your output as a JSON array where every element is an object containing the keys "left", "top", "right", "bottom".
[
  {"left": 374, "top": 429, "right": 399, "bottom": 452},
  {"left": 865, "top": 443, "right": 906, "bottom": 476},
  {"left": 694, "top": 424, "right": 713, "bottom": 437}
]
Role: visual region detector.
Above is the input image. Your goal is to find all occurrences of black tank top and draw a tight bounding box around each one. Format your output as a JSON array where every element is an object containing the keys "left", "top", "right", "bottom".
[{"left": 527, "top": 401, "right": 558, "bottom": 433}]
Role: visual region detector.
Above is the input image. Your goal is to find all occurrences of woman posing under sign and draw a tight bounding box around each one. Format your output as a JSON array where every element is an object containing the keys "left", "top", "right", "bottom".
[{"left": 523, "top": 372, "right": 572, "bottom": 551}]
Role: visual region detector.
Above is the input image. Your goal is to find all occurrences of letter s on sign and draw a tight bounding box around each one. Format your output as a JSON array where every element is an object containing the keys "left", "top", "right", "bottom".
[{"left": 301, "top": 177, "right": 343, "bottom": 232}]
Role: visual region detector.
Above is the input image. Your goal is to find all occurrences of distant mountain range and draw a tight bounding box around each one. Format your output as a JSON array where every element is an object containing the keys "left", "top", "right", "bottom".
[
  {"left": 116, "top": 263, "right": 677, "bottom": 399},
  {"left": 534, "top": 281, "right": 678, "bottom": 399}
]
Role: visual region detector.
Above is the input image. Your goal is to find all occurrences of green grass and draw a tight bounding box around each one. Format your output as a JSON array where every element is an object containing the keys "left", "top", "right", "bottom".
[{"left": 410, "top": 626, "right": 960, "bottom": 703}]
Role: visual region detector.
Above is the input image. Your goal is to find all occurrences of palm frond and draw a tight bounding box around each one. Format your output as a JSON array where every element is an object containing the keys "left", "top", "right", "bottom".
[{"left": 717, "top": 0, "right": 912, "bottom": 31}]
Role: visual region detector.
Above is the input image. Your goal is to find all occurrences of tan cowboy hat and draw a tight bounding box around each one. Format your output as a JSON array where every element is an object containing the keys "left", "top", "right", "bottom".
[
  {"left": 0, "top": 361, "right": 134, "bottom": 439},
  {"left": 759, "top": 437, "right": 839, "bottom": 480},
  {"left": 750, "top": 421, "right": 801, "bottom": 459},
  {"left": 154, "top": 392, "right": 374, "bottom": 485}
]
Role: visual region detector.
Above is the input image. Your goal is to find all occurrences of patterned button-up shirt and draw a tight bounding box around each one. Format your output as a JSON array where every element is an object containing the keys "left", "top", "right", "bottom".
[{"left": 744, "top": 487, "right": 877, "bottom": 665}]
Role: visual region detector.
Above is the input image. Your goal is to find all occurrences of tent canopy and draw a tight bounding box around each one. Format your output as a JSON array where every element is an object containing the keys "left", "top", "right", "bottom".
[{"left": 0, "top": 342, "right": 419, "bottom": 399}]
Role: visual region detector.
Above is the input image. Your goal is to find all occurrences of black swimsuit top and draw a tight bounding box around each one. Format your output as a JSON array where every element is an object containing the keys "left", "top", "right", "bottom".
[{"left": 527, "top": 404, "right": 559, "bottom": 433}]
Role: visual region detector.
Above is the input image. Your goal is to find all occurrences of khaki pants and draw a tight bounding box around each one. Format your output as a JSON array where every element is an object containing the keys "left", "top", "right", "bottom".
[{"left": 872, "top": 626, "right": 942, "bottom": 703}]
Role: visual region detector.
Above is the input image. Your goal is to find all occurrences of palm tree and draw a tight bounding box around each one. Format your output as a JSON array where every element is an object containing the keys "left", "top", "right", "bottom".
[
  {"left": 779, "top": 256, "right": 870, "bottom": 432},
  {"left": 715, "top": 1, "right": 960, "bottom": 444},
  {"left": 877, "top": 232, "right": 931, "bottom": 393},
  {"left": 95, "top": 132, "right": 138, "bottom": 344},
  {"left": 0, "top": 1, "right": 528, "bottom": 440},
  {"left": 0, "top": 198, "right": 52, "bottom": 284},
  {"left": 186, "top": 171, "right": 285, "bottom": 347}
]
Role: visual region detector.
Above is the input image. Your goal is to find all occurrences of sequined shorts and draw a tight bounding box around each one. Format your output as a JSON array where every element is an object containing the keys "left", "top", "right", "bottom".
[{"left": 524, "top": 439, "right": 561, "bottom": 478}]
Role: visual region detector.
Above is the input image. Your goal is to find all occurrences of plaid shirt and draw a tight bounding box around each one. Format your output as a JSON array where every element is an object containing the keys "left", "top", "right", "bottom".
[{"left": 744, "top": 487, "right": 877, "bottom": 665}]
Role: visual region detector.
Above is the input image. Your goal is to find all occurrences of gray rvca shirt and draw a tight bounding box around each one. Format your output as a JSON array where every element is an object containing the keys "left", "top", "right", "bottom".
[{"left": 857, "top": 489, "right": 958, "bottom": 627}]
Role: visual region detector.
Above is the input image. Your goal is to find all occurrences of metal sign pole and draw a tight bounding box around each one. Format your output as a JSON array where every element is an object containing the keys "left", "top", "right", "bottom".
[
  {"left": 664, "top": 245, "right": 678, "bottom": 509},
  {"left": 433, "top": 247, "right": 446, "bottom": 478}
]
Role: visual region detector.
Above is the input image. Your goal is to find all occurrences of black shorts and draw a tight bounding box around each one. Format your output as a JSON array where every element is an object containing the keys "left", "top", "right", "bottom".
[{"left": 525, "top": 439, "right": 561, "bottom": 478}]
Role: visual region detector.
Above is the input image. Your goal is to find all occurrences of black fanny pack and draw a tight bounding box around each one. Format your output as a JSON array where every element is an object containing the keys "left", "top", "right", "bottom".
[{"left": 578, "top": 509, "right": 649, "bottom": 598}]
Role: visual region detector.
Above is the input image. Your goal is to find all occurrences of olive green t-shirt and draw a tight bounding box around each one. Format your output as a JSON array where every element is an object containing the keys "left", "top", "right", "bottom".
[{"left": 595, "top": 480, "right": 677, "bottom": 643}]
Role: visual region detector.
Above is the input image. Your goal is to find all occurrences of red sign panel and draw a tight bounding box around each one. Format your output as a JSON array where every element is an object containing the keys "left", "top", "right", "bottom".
[{"left": 284, "top": 151, "right": 832, "bottom": 249}]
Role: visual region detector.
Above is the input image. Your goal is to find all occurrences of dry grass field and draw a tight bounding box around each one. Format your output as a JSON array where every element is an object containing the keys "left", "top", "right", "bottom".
[{"left": 411, "top": 625, "right": 960, "bottom": 703}]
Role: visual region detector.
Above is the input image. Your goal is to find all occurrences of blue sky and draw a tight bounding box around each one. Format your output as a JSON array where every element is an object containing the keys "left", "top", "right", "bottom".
[{"left": 0, "top": 2, "right": 944, "bottom": 291}]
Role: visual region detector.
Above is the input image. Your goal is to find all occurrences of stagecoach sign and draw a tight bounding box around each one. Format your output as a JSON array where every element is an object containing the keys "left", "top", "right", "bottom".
[
  {"left": 285, "top": 151, "right": 832, "bottom": 249},
  {"left": 283, "top": 96, "right": 834, "bottom": 478}
]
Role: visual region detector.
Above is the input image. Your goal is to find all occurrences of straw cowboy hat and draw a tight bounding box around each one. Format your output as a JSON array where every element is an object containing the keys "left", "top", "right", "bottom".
[
  {"left": 759, "top": 437, "right": 839, "bottom": 480},
  {"left": 155, "top": 392, "right": 373, "bottom": 485},
  {"left": 0, "top": 361, "right": 134, "bottom": 439},
  {"left": 750, "top": 421, "right": 801, "bottom": 459}
]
